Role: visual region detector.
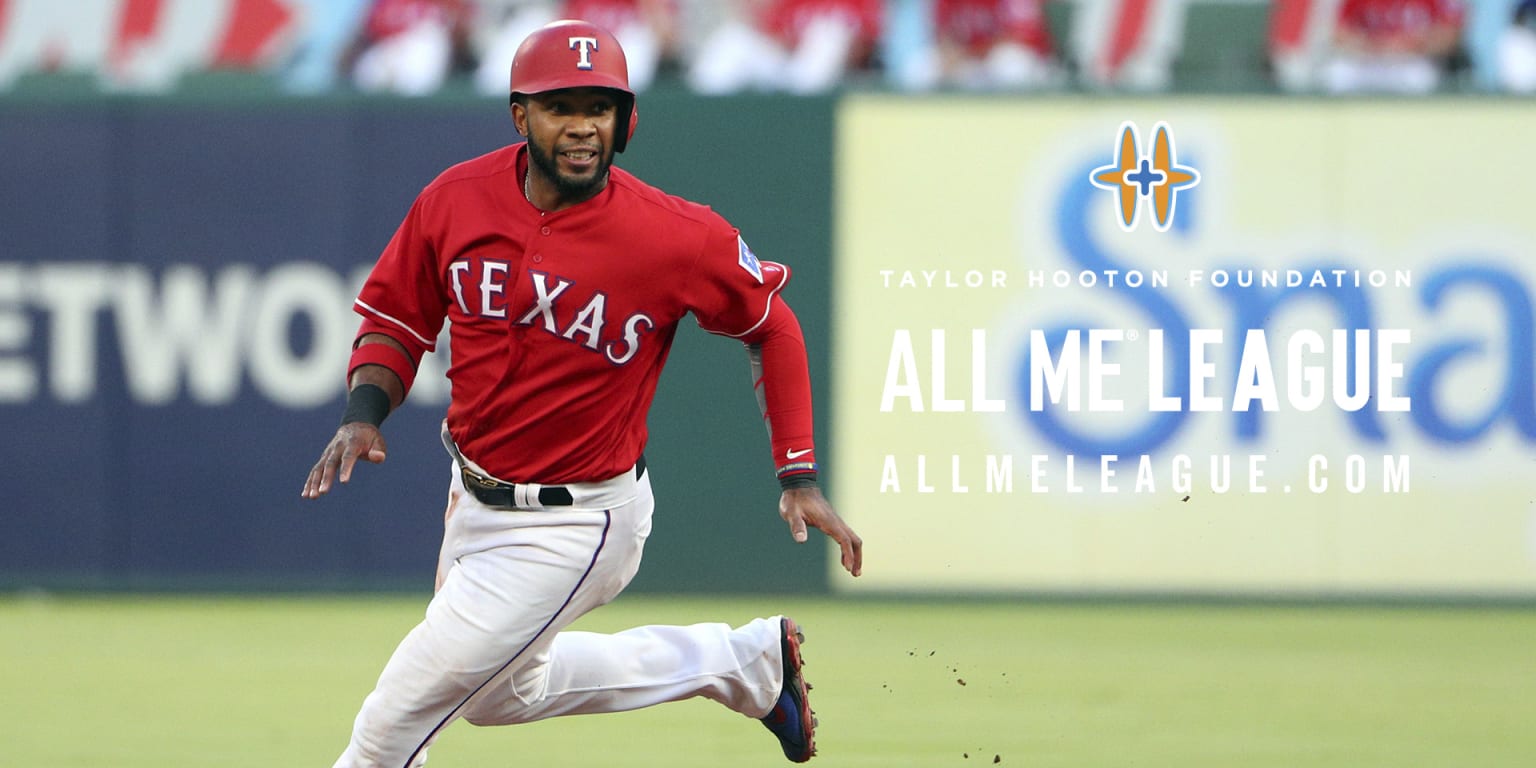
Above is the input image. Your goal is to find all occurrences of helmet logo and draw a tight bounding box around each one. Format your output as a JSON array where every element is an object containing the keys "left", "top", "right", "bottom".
[{"left": 568, "top": 36, "right": 599, "bottom": 70}]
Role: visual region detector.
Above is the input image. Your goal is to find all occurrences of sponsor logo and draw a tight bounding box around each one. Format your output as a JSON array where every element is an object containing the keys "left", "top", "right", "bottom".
[{"left": 1089, "top": 121, "right": 1200, "bottom": 232}]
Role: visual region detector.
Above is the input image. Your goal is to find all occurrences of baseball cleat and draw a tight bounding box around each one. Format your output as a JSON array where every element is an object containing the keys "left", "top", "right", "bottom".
[{"left": 760, "top": 617, "right": 817, "bottom": 762}]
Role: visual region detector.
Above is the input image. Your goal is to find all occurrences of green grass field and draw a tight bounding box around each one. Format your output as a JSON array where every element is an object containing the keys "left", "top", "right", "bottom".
[{"left": 1, "top": 594, "right": 1532, "bottom": 767}]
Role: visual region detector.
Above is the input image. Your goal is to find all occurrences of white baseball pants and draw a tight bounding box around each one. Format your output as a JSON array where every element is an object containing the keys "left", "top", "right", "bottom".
[{"left": 332, "top": 460, "right": 786, "bottom": 768}]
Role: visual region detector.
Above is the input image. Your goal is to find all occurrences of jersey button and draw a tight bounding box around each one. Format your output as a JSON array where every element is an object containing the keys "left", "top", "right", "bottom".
[
  {"left": 540, "top": 226, "right": 551, "bottom": 235},
  {"left": 532, "top": 253, "right": 543, "bottom": 263}
]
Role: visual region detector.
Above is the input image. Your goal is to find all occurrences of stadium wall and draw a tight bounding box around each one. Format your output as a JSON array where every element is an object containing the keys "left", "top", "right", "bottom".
[
  {"left": 0, "top": 91, "right": 835, "bottom": 594},
  {"left": 4, "top": 90, "right": 1534, "bottom": 600}
]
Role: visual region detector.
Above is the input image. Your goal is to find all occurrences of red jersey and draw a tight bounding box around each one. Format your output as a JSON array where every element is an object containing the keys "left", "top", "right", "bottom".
[
  {"left": 354, "top": 144, "right": 813, "bottom": 484},
  {"left": 759, "top": 0, "right": 883, "bottom": 48},
  {"left": 1337, "top": 0, "right": 1465, "bottom": 39},
  {"left": 934, "top": 0, "right": 1053, "bottom": 57}
]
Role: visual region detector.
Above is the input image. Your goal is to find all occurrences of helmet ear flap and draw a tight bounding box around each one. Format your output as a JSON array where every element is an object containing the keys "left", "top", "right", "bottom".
[
  {"left": 611, "top": 95, "right": 637, "bottom": 153},
  {"left": 622, "top": 102, "right": 638, "bottom": 152}
]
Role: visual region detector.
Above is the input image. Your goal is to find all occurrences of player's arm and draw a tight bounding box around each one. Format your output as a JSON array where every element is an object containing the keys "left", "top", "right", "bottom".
[
  {"left": 688, "top": 226, "right": 861, "bottom": 575},
  {"left": 302, "top": 329, "right": 425, "bottom": 499},
  {"left": 741, "top": 294, "right": 863, "bottom": 577},
  {"left": 303, "top": 185, "right": 446, "bottom": 499}
]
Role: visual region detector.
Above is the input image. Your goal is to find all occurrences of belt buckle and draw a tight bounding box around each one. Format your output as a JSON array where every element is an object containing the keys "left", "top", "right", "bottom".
[{"left": 461, "top": 466, "right": 503, "bottom": 491}]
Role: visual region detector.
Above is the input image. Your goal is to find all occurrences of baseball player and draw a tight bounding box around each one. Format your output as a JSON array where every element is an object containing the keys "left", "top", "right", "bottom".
[{"left": 300, "top": 18, "right": 862, "bottom": 768}]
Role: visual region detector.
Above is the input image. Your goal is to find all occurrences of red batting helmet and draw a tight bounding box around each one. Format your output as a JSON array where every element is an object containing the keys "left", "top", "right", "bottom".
[{"left": 509, "top": 19, "right": 638, "bottom": 153}]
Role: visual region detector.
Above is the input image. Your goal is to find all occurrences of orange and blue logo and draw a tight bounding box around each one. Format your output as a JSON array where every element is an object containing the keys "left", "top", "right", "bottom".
[{"left": 1089, "top": 121, "right": 1200, "bottom": 232}]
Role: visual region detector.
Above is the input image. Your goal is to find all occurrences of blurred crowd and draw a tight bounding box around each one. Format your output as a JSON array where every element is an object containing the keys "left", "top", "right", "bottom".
[
  {"left": 287, "top": 0, "right": 1065, "bottom": 95},
  {"left": 2, "top": 0, "right": 1535, "bottom": 96},
  {"left": 287, "top": 0, "right": 1536, "bottom": 96}
]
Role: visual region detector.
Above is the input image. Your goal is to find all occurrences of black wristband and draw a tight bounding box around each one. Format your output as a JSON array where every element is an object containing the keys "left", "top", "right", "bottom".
[
  {"left": 341, "top": 383, "right": 392, "bottom": 427},
  {"left": 778, "top": 472, "right": 819, "bottom": 491}
]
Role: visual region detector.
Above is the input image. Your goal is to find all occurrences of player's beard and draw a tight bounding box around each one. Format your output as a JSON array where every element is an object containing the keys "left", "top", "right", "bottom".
[{"left": 527, "top": 134, "right": 611, "bottom": 202}]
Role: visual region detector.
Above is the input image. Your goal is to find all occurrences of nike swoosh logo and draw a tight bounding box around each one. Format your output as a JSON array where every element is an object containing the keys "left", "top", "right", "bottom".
[{"left": 785, "top": 448, "right": 813, "bottom": 460}]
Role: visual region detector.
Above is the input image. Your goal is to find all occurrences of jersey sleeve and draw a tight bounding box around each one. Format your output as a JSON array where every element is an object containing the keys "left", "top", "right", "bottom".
[
  {"left": 686, "top": 220, "right": 819, "bottom": 483},
  {"left": 742, "top": 296, "right": 819, "bottom": 484},
  {"left": 353, "top": 192, "right": 449, "bottom": 361},
  {"left": 687, "top": 222, "right": 788, "bottom": 338}
]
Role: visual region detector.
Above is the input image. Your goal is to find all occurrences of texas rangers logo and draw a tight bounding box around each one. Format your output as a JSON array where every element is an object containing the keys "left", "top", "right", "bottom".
[
  {"left": 1089, "top": 121, "right": 1200, "bottom": 232},
  {"left": 569, "top": 36, "right": 599, "bottom": 69},
  {"left": 737, "top": 235, "right": 763, "bottom": 284}
]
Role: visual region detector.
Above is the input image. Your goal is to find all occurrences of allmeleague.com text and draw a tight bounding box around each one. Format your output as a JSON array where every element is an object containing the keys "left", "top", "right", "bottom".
[{"left": 877, "top": 453, "right": 1410, "bottom": 495}]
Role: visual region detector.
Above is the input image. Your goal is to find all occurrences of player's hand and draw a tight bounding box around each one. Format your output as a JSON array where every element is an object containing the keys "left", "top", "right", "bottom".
[
  {"left": 301, "top": 423, "right": 388, "bottom": 499},
  {"left": 779, "top": 486, "right": 862, "bottom": 577}
]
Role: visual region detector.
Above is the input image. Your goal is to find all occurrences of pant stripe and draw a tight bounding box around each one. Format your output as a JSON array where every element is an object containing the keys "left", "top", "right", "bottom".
[{"left": 402, "top": 510, "right": 614, "bottom": 768}]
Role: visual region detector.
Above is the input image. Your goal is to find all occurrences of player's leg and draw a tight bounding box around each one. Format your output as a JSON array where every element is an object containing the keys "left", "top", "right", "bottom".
[
  {"left": 461, "top": 618, "right": 785, "bottom": 725},
  {"left": 455, "top": 471, "right": 786, "bottom": 725},
  {"left": 332, "top": 506, "right": 619, "bottom": 768}
]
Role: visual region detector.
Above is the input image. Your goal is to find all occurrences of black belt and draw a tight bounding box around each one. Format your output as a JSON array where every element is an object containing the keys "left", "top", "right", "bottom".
[{"left": 460, "top": 455, "right": 646, "bottom": 509}]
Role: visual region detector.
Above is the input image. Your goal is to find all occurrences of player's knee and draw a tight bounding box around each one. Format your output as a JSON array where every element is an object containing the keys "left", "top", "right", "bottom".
[
  {"left": 461, "top": 701, "right": 535, "bottom": 727},
  {"left": 462, "top": 711, "right": 499, "bottom": 727},
  {"left": 459, "top": 690, "right": 520, "bottom": 728}
]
